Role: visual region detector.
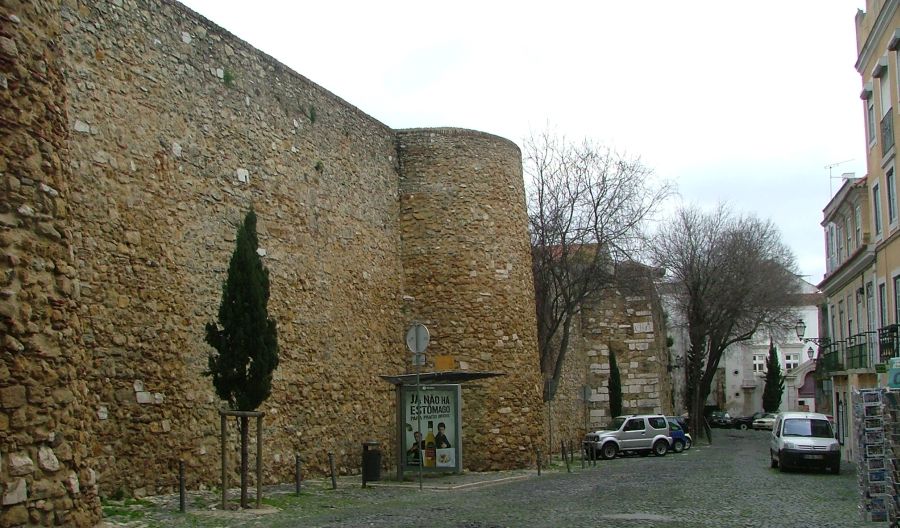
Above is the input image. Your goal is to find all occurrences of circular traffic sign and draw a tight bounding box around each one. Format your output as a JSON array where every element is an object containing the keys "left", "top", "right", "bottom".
[{"left": 405, "top": 323, "right": 430, "bottom": 354}]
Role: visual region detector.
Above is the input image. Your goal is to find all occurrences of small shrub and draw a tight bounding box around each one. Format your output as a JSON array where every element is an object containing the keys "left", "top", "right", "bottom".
[
  {"left": 314, "top": 160, "right": 324, "bottom": 172},
  {"left": 223, "top": 69, "right": 235, "bottom": 87}
]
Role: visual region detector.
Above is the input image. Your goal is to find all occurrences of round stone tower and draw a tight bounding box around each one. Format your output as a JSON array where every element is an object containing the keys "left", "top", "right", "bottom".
[
  {"left": 1, "top": 1, "right": 101, "bottom": 525},
  {"left": 396, "top": 128, "right": 544, "bottom": 470}
]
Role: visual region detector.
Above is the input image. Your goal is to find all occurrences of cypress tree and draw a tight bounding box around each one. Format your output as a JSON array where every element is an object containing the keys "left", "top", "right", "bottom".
[
  {"left": 609, "top": 348, "right": 623, "bottom": 418},
  {"left": 205, "top": 209, "right": 278, "bottom": 507},
  {"left": 762, "top": 340, "right": 784, "bottom": 413}
]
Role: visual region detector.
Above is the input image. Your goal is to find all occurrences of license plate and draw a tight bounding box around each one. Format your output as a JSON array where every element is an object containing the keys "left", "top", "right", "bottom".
[{"left": 803, "top": 454, "right": 824, "bottom": 460}]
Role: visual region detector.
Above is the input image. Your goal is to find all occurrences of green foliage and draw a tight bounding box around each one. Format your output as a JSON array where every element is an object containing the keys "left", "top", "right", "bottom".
[
  {"left": 762, "top": 341, "right": 784, "bottom": 413},
  {"left": 314, "top": 160, "right": 324, "bottom": 172},
  {"left": 223, "top": 69, "right": 235, "bottom": 87},
  {"left": 608, "top": 349, "right": 623, "bottom": 418},
  {"left": 205, "top": 209, "right": 279, "bottom": 411}
]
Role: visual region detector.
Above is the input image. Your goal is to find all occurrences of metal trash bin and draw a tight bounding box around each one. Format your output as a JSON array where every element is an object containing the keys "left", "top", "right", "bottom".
[{"left": 362, "top": 441, "right": 381, "bottom": 485}]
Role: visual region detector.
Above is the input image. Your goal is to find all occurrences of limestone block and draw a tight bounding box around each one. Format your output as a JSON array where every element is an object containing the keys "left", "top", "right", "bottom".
[
  {"left": 136, "top": 391, "right": 152, "bottom": 404},
  {"left": 74, "top": 120, "right": 90, "bottom": 133},
  {"left": 30, "top": 479, "right": 65, "bottom": 500},
  {"left": 633, "top": 321, "right": 653, "bottom": 333},
  {"left": 0, "top": 504, "right": 27, "bottom": 526},
  {"left": 0, "top": 385, "right": 26, "bottom": 408},
  {"left": 629, "top": 361, "right": 639, "bottom": 368},
  {"left": 498, "top": 407, "right": 511, "bottom": 414},
  {"left": 2, "top": 478, "right": 27, "bottom": 505},
  {"left": 236, "top": 168, "right": 249, "bottom": 182},
  {"left": 8, "top": 452, "right": 34, "bottom": 476},
  {"left": 97, "top": 406, "right": 108, "bottom": 420},
  {"left": 38, "top": 446, "right": 60, "bottom": 472},
  {"left": 133, "top": 380, "right": 144, "bottom": 392}
]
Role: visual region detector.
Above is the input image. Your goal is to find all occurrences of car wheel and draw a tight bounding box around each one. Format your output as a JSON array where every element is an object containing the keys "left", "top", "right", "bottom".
[
  {"left": 778, "top": 452, "right": 788, "bottom": 472},
  {"left": 830, "top": 463, "right": 840, "bottom": 475},
  {"left": 673, "top": 439, "right": 685, "bottom": 453},
  {"left": 652, "top": 440, "right": 668, "bottom": 457},
  {"left": 739, "top": 423, "right": 748, "bottom": 431},
  {"left": 770, "top": 450, "right": 778, "bottom": 469},
  {"left": 600, "top": 442, "right": 618, "bottom": 460},
  {"left": 684, "top": 437, "right": 692, "bottom": 450}
]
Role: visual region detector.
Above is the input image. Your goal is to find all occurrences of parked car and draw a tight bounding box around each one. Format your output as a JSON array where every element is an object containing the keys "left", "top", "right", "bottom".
[
  {"left": 583, "top": 415, "right": 672, "bottom": 460},
  {"left": 666, "top": 417, "right": 692, "bottom": 452},
  {"left": 769, "top": 412, "right": 841, "bottom": 474},
  {"left": 733, "top": 412, "right": 767, "bottom": 430},
  {"left": 752, "top": 413, "right": 778, "bottom": 430},
  {"left": 708, "top": 410, "right": 733, "bottom": 428}
]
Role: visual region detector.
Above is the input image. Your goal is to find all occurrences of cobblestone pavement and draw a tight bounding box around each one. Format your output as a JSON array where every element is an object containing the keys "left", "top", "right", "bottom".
[{"left": 104, "top": 429, "right": 874, "bottom": 528}]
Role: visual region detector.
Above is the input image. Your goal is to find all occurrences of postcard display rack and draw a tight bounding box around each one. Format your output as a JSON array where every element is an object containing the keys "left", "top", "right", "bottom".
[{"left": 852, "top": 388, "right": 900, "bottom": 524}]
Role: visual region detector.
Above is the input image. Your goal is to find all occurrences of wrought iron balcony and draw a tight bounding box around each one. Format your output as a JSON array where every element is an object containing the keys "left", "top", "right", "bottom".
[
  {"left": 879, "top": 324, "right": 899, "bottom": 363},
  {"left": 845, "top": 331, "right": 877, "bottom": 369},
  {"left": 882, "top": 111, "right": 895, "bottom": 156},
  {"left": 819, "top": 340, "right": 844, "bottom": 373}
]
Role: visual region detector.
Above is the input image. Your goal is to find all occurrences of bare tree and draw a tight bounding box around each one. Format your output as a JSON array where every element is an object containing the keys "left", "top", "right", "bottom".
[
  {"left": 650, "top": 205, "right": 798, "bottom": 437},
  {"left": 526, "top": 131, "right": 671, "bottom": 400}
]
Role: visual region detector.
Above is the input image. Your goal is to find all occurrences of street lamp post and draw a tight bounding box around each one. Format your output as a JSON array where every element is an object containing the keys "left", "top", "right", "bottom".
[{"left": 794, "top": 319, "right": 828, "bottom": 360}]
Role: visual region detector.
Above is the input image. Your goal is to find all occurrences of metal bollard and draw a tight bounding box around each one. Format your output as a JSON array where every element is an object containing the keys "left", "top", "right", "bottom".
[
  {"left": 178, "top": 460, "right": 186, "bottom": 513},
  {"left": 536, "top": 448, "right": 542, "bottom": 476},
  {"left": 328, "top": 452, "right": 337, "bottom": 490},
  {"left": 295, "top": 454, "right": 302, "bottom": 496}
]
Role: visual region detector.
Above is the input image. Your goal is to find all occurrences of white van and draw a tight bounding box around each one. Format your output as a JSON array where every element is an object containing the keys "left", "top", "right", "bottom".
[{"left": 769, "top": 412, "right": 841, "bottom": 474}]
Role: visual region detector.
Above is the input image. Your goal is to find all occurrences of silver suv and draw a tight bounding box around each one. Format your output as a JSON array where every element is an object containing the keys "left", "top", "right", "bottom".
[{"left": 583, "top": 415, "right": 672, "bottom": 459}]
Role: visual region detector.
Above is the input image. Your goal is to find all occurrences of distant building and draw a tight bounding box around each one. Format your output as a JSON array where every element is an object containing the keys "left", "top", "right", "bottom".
[{"left": 721, "top": 279, "right": 823, "bottom": 418}]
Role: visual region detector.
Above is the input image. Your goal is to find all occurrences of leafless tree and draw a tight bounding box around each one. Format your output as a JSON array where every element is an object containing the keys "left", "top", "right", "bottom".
[
  {"left": 525, "top": 131, "right": 671, "bottom": 400},
  {"left": 650, "top": 205, "right": 799, "bottom": 437}
]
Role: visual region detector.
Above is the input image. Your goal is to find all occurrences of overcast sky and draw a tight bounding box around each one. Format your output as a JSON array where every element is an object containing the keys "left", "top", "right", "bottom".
[{"left": 179, "top": 0, "right": 868, "bottom": 284}]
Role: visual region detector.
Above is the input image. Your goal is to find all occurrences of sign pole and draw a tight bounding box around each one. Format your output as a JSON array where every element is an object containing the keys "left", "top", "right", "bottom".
[
  {"left": 416, "top": 352, "right": 422, "bottom": 491},
  {"left": 406, "top": 322, "right": 430, "bottom": 492}
]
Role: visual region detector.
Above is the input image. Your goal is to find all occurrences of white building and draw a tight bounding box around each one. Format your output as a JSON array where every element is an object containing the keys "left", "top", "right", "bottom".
[{"left": 721, "top": 278, "right": 823, "bottom": 418}]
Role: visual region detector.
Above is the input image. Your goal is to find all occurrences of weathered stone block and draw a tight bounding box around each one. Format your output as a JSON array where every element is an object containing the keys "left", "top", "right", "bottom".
[
  {"left": 37, "top": 446, "right": 60, "bottom": 472},
  {"left": 0, "top": 385, "right": 27, "bottom": 408},
  {"left": 8, "top": 452, "right": 34, "bottom": 476},
  {"left": 2, "top": 478, "right": 27, "bottom": 505}
]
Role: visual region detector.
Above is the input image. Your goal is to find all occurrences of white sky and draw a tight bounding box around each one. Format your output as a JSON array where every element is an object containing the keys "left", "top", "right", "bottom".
[{"left": 179, "top": 0, "right": 868, "bottom": 284}]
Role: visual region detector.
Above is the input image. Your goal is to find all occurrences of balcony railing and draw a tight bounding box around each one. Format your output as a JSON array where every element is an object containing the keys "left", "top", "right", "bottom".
[
  {"left": 882, "top": 111, "right": 895, "bottom": 157},
  {"left": 845, "top": 331, "right": 877, "bottom": 369},
  {"left": 878, "top": 324, "right": 899, "bottom": 363},
  {"left": 819, "top": 341, "right": 844, "bottom": 373}
]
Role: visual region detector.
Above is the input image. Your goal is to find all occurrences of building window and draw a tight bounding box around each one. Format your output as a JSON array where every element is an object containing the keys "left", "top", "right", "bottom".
[
  {"left": 838, "top": 300, "right": 845, "bottom": 340},
  {"left": 888, "top": 168, "right": 897, "bottom": 225},
  {"left": 784, "top": 353, "right": 800, "bottom": 370},
  {"left": 874, "top": 182, "right": 883, "bottom": 235},
  {"left": 752, "top": 354, "right": 766, "bottom": 373},
  {"left": 846, "top": 217, "right": 853, "bottom": 256},
  {"left": 868, "top": 97, "right": 877, "bottom": 146},
  {"left": 836, "top": 224, "right": 844, "bottom": 261},
  {"left": 855, "top": 204, "right": 862, "bottom": 247},
  {"left": 880, "top": 282, "right": 888, "bottom": 327},
  {"left": 867, "top": 282, "right": 875, "bottom": 331},
  {"left": 894, "top": 276, "right": 900, "bottom": 324}
]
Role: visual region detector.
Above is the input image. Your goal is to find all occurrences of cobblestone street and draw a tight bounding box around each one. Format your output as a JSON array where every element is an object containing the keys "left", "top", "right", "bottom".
[{"left": 107, "top": 429, "right": 871, "bottom": 528}]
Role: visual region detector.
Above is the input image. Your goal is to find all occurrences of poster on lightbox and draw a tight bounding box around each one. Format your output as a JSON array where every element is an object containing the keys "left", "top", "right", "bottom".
[{"left": 402, "top": 384, "right": 460, "bottom": 471}]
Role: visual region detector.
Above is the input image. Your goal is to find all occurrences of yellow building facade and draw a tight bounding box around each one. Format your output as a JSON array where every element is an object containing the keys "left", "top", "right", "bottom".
[{"left": 818, "top": 0, "right": 900, "bottom": 462}]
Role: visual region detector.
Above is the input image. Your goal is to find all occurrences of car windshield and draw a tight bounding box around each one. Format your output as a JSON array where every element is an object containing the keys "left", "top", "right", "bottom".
[
  {"left": 782, "top": 418, "right": 834, "bottom": 438},
  {"left": 668, "top": 421, "right": 682, "bottom": 431},
  {"left": 606, "top": 417, "right": 626, "bottom": 430}
]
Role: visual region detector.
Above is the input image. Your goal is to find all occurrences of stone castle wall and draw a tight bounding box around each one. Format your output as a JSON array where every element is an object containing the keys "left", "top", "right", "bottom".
[
  {"left": 1, "top": 0, "right": 544, "bottom": 524},
  {"left": 549, "top": 269, "right": 673, "bottom": 449}
]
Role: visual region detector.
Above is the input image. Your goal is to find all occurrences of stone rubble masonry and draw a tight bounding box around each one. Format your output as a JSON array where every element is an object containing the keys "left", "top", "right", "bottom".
[
  {"left": 397, "top": 129, "right": 544, "bottom": 469},
  {"left": 549, "top": 267, "right": 673, "bottom": 447},
  {"left": 2, "top": 0, "right": 544, "bottom": 525}
]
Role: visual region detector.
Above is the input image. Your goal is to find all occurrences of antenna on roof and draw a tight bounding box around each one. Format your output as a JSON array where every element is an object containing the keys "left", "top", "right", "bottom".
[{"left": 826, "top": 159, "right": 854, "bottom": 195}]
